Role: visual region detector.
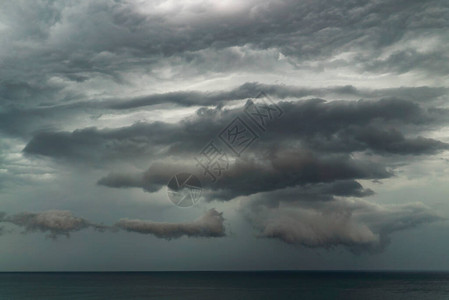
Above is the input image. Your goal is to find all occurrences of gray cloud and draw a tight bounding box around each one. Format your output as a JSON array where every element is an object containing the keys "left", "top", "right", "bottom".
[
  {"left": 363, "top": 49, "right": 449, "bottom": 75},
  {"left": 96, "top": 148, "right": 388, "bottom": 201},
  {"left": 109, "top": 83, "right": 449, "bottom": 110},
  {"left": 2, "top": 81, "right": 445, "bottom": 142},
  {"left": 106, "top": 83, "right": 370, "bottom": 110},
  {"left": 2, "top": 82, "right": 447, "bottom": 140},
  {"left": 1, "top": 0, "right": 447, "bottom": 108},
  {"left": 88, "top": 94, "right": 449, "bottom": 204},
  {"left": 0, "top": 210, "right": 101, "bottom": 239},
  {"left": 207, "top": 149, "right": 390, "bottom": 200},
  {"left": 0, "top": 209, "right": 226, "bottom": 240},
  {"left": 97, "top": 161, "right": 191, "bottom": 192},
  {"left": 115, "top": 209, "right": 225, "bottom": 239},
  {"left": 23, "top": 97, "right": 449, "bottom": 164},
  {"left": 19, "top": 88, "right": 448, "bottom": 253},
  {"left": 248, "top": 198, "right": 444, "bottom": 253}
]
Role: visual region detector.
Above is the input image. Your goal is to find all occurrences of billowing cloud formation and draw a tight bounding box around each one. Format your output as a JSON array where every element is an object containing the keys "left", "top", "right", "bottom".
[
  {"left": 22, "top": 92, "right": 448, "bottom": 253},
  {"left": 23, "top": 97, "right": 449, "bottom": 163},
  {"left": 0, "top": 210, "right": 96, "bottom": 238},
  {"left": 108, "top": 83, "right": 449, "bottom": 110},
  {"left": 115, "top": 209, "right": 225, "bottom": 239},
  {"left": 247, "top": 197, "right": 444, "bottom": 253},
  {"left": 97, "top": 150, "right": 387, "bottom": 201},
  {"left": 92, "top": 93, "right": 449, "bottom": 200},
  {"left": 0, "top": 209, "right": 226, "bottom": 240},
  {"left": 97, "top": 161, "right": 192, "bottom": 192},
  {"left": 1, "top": 0, "right": 448, "bottom": 88},
  {"left": 1, "top": 83, "right": 448, "bottom": 138}
]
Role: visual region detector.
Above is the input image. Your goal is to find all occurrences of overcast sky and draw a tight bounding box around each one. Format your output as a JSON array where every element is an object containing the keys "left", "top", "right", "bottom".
[{"left": 1, "top": 0, "right": 449, "bottom": 271}]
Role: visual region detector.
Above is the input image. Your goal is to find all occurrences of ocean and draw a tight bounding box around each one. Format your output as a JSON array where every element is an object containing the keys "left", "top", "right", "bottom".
[{"left": 1, "top": 271, "right": 448, "bottom": 299}]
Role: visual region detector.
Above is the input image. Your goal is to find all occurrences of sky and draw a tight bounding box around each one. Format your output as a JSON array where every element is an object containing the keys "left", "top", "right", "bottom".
[{"left": 0, "top": 0, "right": 449, "bottom": 271}]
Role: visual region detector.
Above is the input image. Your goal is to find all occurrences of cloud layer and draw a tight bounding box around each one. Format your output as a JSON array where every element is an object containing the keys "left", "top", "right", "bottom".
[
  {"left": 115, "top": 209, "right": 225, "bottom": 239},
  {"left": 0, "top": 209, "right": 226, "bottom": 240},
  {"left": 0, "top": 210, "right": 96, "bottom": 238},
  {"left": 248, "top": 197, "right": 443, "bottom": 253},
  {"left": 1, "top": 0, "right": 448, "bottom": 263}
]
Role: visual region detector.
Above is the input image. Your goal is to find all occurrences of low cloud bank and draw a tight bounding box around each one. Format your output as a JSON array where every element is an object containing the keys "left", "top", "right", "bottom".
[
  {"left": 0, "top": 209, "right": 226, "bottom": 240},
  {"left": 115, "top": 209, "right": 225, "bottom": 239}
]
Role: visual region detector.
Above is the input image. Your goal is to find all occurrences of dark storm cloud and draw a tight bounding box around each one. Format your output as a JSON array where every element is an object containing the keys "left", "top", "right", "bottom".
[
  {"left": 301, "top": 180, "right": 374, "bottom": 198},
  {"left": 1, "top": 0, "right": 447, "bottom": 101},
  {"left": 339, "top": 126, "right": 449, "bottom": 155},
  {"left": 300, "top": 125, "right": 449, "bottom": 155},
  {"left": 22, "top": 121, "right": 197, "bottom": 163},
  {"left": 0, "top": 102, "right": 94, "bottom": 137},
  {"left": 23, "top": 97, "right": 449, "bottom": 163},
  {"left": 107, "top": 83, "right": 367, "bottom": 110},
  {"left": 259, "top": 99, "right": 449, "bottom": 155},
  {"left": 20, "top": 93, "right": 447, "bottom": 205},
  {"left": 205, "top": 149, "right": 389, "bottom": 200},
  {"left": 107, "top": 82, "right": 283, "bottom": 110},
  {"left": 97, "top": 149, "right": 387, "bottom": 201},
  {"left": 97, "top": 161, "right": 192, "bottom": 192},
  {"left": 109, "top": 83, "right": 449, "bottom": 110},
  {"left": 3, "top": 82, "right": 447, "bottom": 139},
  {"left": 109, "top": 90, "right": 231, "bottom": 110},
  {"left": 115, "top": 209, "right": 225, "bottom": 239},
  {"left": 21, "top": 106, "right": 232, "bottom": 162},
  {"left": 237, "top": 181, "right": 374, "bottom": 208}
]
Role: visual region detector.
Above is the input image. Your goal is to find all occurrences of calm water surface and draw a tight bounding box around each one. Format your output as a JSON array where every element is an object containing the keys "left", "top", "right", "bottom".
[{"left": 1, "top": 271, "right": 449, "bottom": 299}]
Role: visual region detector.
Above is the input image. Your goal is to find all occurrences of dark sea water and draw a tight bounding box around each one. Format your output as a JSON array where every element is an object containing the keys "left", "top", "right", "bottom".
[{"left": 1, "top": 271, "right": 449, "bottom": 300}]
